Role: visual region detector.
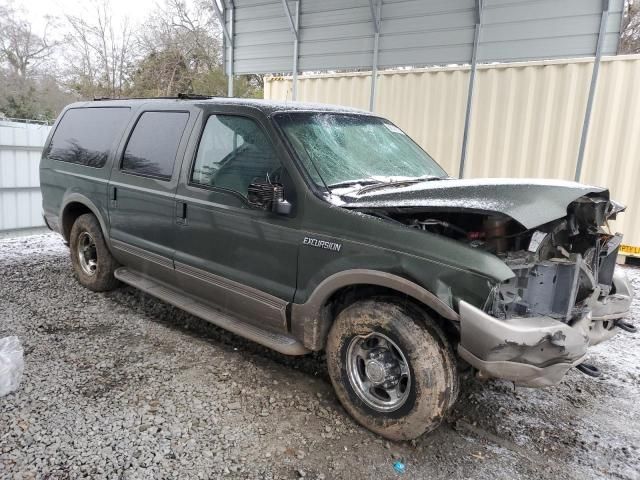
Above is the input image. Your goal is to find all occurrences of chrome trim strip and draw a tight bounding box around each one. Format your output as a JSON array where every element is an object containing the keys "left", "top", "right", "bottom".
[
  {"left": 174, "top": 260, "right": 287, "bottom": 312},
  {"left": 110, "top": 239, "right": 174, "bottom": 270}
]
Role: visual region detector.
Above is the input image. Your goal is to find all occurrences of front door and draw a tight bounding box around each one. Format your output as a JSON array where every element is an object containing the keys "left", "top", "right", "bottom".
[
  {"left": 108, "top": 108, "right": 193, "bottom": 284},
  {"left": 173, "top": 112, "right": 301, "bottom": 333}
]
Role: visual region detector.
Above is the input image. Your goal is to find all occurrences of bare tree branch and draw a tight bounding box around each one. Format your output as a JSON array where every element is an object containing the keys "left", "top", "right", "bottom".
[
  {"left": 64, "top": 0, "right": 137, "bottom": 97},
  {"left": 0, "top": 2, "right": 59, "bottom": 78}
]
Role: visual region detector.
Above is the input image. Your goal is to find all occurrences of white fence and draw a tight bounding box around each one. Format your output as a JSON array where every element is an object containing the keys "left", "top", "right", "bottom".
[{"left": 0, "top": 120, "right": 51, "bottom": 232}]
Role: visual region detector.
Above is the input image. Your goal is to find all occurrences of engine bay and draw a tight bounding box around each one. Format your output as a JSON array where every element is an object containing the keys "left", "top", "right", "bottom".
[{"left": 362, "top": 194, "right": 625, "bottom": 323}]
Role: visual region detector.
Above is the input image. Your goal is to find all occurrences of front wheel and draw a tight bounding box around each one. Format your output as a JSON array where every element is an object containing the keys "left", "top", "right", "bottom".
[
  {"left": 326, "top": 299, "right": 458, "bottom": 440},
  {"left": 69, "top": 213, "right": 120, "bottom": 292}
]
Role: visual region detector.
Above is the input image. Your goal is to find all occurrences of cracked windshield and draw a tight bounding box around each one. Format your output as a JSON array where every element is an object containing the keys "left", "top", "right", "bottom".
[{"left": 276, "top": 113, "right": 448, "bottom": 192}]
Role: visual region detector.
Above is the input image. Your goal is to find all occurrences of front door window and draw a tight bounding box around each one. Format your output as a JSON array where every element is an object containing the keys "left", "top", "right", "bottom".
[{"left": 191, "top": 115, "right": 282, "bottom": 196}]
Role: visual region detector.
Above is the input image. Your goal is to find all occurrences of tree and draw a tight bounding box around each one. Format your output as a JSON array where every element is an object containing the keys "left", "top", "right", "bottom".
[
  {"left": 64, "top": 0, "right": 136, "bottom": 98},
  {"left": 0, "top": 0, "right": 262, "bottom": 120},
  {"left": 0, "top": 1, "right": 73, "bottom": 120},
  {"left": 130, "top": 0, "right": 225, "bottom": 97},
  {"left": 0, "top": 2, "right": 58, "bottom": 79},
  {"left": 0, "top": 71, "right": 75, "bottom": 120},
  {"left": 130, "top": 0, "right": 263, "bottom": 98},
  {"left": 620, "top": 0, "right": 640, "bottom": 54}
]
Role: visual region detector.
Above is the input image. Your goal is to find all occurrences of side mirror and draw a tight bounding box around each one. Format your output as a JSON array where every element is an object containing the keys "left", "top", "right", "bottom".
[{"left": 247, "top": 180, "right": 292, "bottom": 215}]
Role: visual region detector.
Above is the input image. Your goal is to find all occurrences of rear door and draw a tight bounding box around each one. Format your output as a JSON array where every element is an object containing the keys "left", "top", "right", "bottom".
[{"left": 108, "top": 106, "right": 195, "bottom": 283}]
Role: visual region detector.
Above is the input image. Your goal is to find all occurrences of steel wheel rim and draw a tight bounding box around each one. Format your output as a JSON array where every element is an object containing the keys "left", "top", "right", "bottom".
[
  {"left": 77, "top": 231, "right": 98, "bottom": 276},
  {"left": 346, "top": 332, "right": 411, "bottom": 412}
]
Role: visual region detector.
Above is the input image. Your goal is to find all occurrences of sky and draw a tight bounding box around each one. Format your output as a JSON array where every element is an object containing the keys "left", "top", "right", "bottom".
[{"left": 18, "top": 0, "right": 159, "bottom": 36}]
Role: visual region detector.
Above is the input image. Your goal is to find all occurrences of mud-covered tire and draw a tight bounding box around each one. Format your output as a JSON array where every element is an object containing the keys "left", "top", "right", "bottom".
[
  {"left": 326, "top": 298, "right": 458, "bottom": 440},
  {"left": 69, "top": 213, "right": 120, "bottom": 292}
]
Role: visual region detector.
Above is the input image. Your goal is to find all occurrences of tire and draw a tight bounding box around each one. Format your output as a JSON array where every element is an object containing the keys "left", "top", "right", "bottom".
[
  {"left": 326, "top": 298, "right": 458, "bottom": 441},
  {"left": 69, "top": 213, "right": 120, "bottom": 292}
]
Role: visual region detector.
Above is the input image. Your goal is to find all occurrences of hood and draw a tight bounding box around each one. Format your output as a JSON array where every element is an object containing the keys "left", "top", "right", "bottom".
[{"left": 338, "top": 178, "right": 608, "bottom": 229}]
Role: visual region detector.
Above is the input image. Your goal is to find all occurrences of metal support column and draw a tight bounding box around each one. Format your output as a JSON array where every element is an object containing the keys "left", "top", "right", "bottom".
[
  {"left": 292, "top": 1, "right": 300, "bottom": 100},
  {"left": 227, "top": 3, "right": 235, "bottom": 97},
  {"left": 459, "top": 0, "right": 483, "bottom": 178},
  {"left": 282, "top": 0, "right": 300, "bottom": 100},
  {"left": 213, "top": 0, "right": 235, "bottom": 97},
  {"left": 368, "top": 0, "right": 382, "bottom": 112},
  {"left": 575, "top": 0, "right": 610, "bottom": 182}
]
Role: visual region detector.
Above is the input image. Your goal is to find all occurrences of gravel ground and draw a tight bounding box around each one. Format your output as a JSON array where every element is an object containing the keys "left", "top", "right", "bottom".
[{"left": 1, "top": 232, "right": 639, "bottom": 480}]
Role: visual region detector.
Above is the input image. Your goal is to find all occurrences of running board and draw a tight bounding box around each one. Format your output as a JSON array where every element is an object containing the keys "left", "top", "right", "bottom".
[{"left": 114, "top": 267, "right": 309, "bottom": 356}]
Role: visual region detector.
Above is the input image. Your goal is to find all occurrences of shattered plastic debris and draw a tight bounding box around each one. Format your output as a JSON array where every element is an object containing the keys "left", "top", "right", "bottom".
[
  {"left": 0, "top": 336, "right": 24, "bottom": 397},
  {"left": 393, "top": 460, "right": 406, "bottom": 474}
]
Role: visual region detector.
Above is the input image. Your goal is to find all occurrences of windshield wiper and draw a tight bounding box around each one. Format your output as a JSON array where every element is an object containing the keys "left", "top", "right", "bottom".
[
  {"left": 326, "top": 178, "right": 383, "bottom": 190},
  {"left": 356, "top": 175, "right": 444, "bottom": 194}
]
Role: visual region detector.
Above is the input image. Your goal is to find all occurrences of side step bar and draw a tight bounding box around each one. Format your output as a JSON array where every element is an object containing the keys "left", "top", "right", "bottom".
[{"left": 114, "top": 267, "right": 309, "bottom": 356}]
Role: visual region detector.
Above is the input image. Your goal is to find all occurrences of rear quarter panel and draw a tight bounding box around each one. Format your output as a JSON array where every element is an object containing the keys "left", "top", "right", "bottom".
[{"left": 40, "top": 104, "right": 135, "bottom": 238}]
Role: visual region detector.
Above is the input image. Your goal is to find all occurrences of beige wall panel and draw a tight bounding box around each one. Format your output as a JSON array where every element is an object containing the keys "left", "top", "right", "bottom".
[
  {"left": 375, "top": 69, "right": 469, "bottom": 175},
  {"left": 464, "top": 61, "right": 592, "bottom": 179},
  {"left": 265, "top": 74, "right": 371, "bottom": 109},
  {"left": 578, "top": 57, "right": 640, "bottom": 249}
]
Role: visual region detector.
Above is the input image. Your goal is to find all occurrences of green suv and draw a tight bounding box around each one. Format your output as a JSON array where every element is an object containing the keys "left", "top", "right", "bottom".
[{"left": 40, "top": 97, "right": 634, "bottom": 440}]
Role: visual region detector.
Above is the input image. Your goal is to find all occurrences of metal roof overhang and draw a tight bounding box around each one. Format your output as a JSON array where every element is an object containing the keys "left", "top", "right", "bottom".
[{"left": 213, "top": 0, "right": 625, "bottom": 177}]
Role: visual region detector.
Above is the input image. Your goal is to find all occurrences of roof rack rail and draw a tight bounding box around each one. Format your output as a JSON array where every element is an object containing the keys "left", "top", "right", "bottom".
[
  {"left": 92, "top": 93, "right": 217, "bottom": 101},
  {"left": 176, "top": 93, "right": 215, "bottom": 100}
]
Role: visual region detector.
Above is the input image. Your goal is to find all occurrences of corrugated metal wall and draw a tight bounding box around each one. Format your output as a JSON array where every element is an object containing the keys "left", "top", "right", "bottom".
[
  {"left": 227, "top": 0, "right": 624, "bottom": 74},
  {"left": 265, "top": 54, "right": 640, "bottom": 250},
  {"left": 0, "top": 120, "right": 51, "bottom": 232}
]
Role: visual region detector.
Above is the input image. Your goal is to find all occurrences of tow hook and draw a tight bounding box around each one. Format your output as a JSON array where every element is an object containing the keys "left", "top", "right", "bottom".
[
  {"left": 616, "top": 319, "right": 637, "bottom": 333},
  {"left": 576, "top": 362, "right": 602, "bottom": 378}
]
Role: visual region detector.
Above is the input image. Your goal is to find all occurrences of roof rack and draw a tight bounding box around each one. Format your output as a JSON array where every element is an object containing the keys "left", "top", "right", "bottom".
[
  {"left": 92, "top": 93, "right": 217, "bottom": 101},
  {"left": 177, "top": 93, "right": 215, "bottom": 100}
]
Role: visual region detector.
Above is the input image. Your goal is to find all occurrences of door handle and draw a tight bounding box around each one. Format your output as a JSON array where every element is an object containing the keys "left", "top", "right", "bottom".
[
  {"left": 176, "top": 201, "right": 188, "bottom": 225},
  {"left": 110, "top": 186, "right": 117, "bottom": 208}
]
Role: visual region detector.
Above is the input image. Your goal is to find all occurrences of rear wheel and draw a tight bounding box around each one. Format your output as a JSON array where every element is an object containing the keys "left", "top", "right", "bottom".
[
  {"left": 326, "top": 298, "right": 458, "bottom": 440},
  {"left": 69, "top": 213, "right": 120, "bottom": 292}
]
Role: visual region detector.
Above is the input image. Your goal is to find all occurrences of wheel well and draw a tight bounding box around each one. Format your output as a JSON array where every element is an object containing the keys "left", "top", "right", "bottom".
[
  {"left": 322, "top": 284, "right": 460, "bottom": 347},
  {"left": 61, "top": 202, "right": 93, "bottom": 241}
]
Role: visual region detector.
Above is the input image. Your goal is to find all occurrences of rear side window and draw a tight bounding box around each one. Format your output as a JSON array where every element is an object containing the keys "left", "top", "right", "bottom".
[
  {"left": 121, "top": 111, "right": 189, "bottom": 180},
  {"left": 46, "top": 107, "right": 130, "bottom": 168}
]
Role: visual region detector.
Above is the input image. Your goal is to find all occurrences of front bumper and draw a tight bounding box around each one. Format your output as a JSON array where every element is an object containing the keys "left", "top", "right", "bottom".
[{"left": 457, "top": 271, "right": 633, "bottom": 387}]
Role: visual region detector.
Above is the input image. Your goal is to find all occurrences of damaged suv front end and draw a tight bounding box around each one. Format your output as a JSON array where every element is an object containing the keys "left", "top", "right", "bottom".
[
  {"left": 275, "top": 110, "right": 634, "bottom": 388},
  {"left": 343, "top": 182, "right": 635, "bottom": 387},
  {"left": 457, "top": 195, "right": 633, "bottom": 386}
]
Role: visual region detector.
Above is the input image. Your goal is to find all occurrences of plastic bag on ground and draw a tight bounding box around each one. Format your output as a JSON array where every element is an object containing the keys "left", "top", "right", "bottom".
[{"left": 0, "top": 336, "right": 24, "bottom": 397}]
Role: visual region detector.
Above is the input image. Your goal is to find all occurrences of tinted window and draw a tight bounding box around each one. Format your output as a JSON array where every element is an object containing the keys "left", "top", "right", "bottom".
[
  {"left": 122, "top": 111, "right": 189, "bottom": 179},
  {"left": 46, "top": 107, "right": 130, "bottom": 168},
  {"left": 191, "top": 115, "right": 281, "bottom": 195}
]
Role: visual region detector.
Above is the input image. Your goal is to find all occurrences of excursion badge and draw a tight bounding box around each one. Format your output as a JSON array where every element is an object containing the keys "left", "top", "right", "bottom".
[{"left": 303, "top": 236, "right": 342, "bottom": 252}]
